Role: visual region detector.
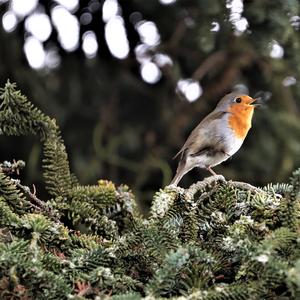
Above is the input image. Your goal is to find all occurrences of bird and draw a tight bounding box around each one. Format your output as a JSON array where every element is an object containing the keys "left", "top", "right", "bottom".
[{"left": 170, "top": 92, "right": 258, "bottom": 186}]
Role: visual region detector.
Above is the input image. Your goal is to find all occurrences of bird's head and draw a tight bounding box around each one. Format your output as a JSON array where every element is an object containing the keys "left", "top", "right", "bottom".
[{"left": 215, "top": 92, "right": 258, "bottom": 112}]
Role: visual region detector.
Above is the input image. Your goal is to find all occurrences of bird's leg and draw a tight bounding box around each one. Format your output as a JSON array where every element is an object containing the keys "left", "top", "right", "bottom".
[{"left": 206, "top": 166, "right": 217, "bottom": 176}]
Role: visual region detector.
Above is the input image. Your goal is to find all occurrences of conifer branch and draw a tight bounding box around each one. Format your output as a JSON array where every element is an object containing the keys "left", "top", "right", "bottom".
[
  {"left": 12, "top": 179, "right": 62, "bottom": 224},
  {"left": 227, "top": 180, "right": 265, "bottom": 194},
  {"left": 184, "top": 175, "right": 225, "bottom": 201},
  {"left": 0, "top": 160, "right": 25, "bottom": 175}
]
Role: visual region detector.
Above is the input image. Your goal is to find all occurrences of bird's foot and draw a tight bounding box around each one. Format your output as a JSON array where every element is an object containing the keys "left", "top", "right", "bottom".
[
  {"left": 166, "top": 183, "right": 177, "bottom": 188},
  {"left": 206, "top": 166, "right": 218, "bottom": 176},
  {"left": 165, "top": 184, "right": 185, "bottom": 194},
  {"left": 208, "top": 174, "right": 226, "bottom": 182}
]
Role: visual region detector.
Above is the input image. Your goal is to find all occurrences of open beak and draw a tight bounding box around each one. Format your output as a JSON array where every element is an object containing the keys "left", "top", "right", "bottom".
[{"left": 249, "top": 97, "right": 260, "bottom": 107}]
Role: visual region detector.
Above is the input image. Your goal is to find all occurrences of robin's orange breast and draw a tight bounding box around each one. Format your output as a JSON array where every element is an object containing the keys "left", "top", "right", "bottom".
[{"left": 228, "top": 105, "right": 254, "bottom": 139}]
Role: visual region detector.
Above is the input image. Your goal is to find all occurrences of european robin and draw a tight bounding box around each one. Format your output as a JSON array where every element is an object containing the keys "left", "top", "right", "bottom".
[{"left": 170, "top": 92, "right": 258, "bottom": 186}]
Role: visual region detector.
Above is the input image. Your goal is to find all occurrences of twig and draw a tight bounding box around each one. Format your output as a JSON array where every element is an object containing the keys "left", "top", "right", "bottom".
[
  {"left": 185, "top": 175, "right": 225, "bottom": 201},
  {"left": 165, "top": 20, "right": 187, "bottom": 51},
  {"left": 15, "top": 182, "right": 46, "bottom": 208},
  {"left": 227, "top": 180, "right": 265, "bottom": 194},
  {"left": 24, "top": 198, "right": 43, "bottom": 212},
  {"left": 183, "top": 175, "right": 266, "bottom": 202},
  {"left": 192, "top": 51, "right": 227, "bottom": 81},
  {"left": 13, "top": 180, "right": 62, "bottom": 224},
  {"left": 32, "top": 183, "right": 37, "bottom": 195},
  {"left": 0, "top": 160, "right": 25, "bottom": 175},
  {"left": 0, "top": 160, "right": 61, "bottom": 224}
]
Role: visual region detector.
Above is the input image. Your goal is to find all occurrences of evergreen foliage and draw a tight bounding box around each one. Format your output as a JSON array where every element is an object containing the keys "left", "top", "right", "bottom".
[
  {"left": 1, "top": 0, "right": 300, "bottom": 203},
  {"left": 0, "top": 82, "right": 300, "bottom": 299}
]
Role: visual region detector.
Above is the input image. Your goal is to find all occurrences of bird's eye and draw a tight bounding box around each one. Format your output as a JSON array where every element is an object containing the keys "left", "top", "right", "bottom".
[{"left": 235, "top": 97, "right": 242, "bottom": 103}]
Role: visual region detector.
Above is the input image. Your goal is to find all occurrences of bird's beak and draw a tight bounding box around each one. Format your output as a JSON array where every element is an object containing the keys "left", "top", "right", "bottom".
[{"left": 249, "top": 97, "right": 260, "bottom": 107}]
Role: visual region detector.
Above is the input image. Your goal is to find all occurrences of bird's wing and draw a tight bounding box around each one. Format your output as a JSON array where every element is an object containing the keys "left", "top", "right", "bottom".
[{"left": 173, "top": 111, "right": 228, "bottom": 160}]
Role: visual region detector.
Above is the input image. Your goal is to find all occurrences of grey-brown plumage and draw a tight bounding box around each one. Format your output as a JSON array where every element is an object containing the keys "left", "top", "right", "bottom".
[{"left": 170, "top": 92, "right": 257, "bottom": 186}]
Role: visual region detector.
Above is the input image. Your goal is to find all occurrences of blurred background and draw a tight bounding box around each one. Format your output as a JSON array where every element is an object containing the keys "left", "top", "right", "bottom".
[{"left": 0, "top": 0, "right": 300, "bottom": 211}]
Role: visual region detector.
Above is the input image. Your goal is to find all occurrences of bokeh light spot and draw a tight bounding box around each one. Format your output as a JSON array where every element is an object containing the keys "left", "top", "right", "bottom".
[
  {"left": 290, "top": 16, "right": 300, "bottom": 29},
  {"left": 211, "top": 21, "right": 220, "bottom": 32},
  {"left": 25, "top": 13, "right": 52, "bottom": 42},
  {"left": 141, "top": 62, "right": 161, "bottom": 84},
  {"left": 82, "top": 31, "right": 98, "bottom": 59},
  {"left": 159, "top": 0, "right": 177, "bottom": 5},
  {"left": 89, "top": 0, "right": 101, "bottom": 13},
  {"left": 136, "top": 21, "right": 160, "bottom": 46},
  {"left": 11, "top": 0, "right": 38, "bottom": 17},
  {"left": 102, "top": 0, "right": 119, "bottom": 22},
  {"left": 45, "top": 48, "right": 61, "bottom": 69},
  {"left": 51, "top": 5, "right": 80, "bottom": 51},
  {"left": 54, "top": 0, "right": 79, "bottom": 12},
  {"left": 177, "top": 79, "right": 202, "bottom": 102},
  {"left": 80, "top": 12, "right": 92, "bottom": 25},
  {"left": 129, "top": 11, "right": 142, "bottom": 25},
  {"left": 2, "top": 11, "right": 17, "bottom": 32},
  {"left": 282, "top": 76, "right": 296, "bottom": 87},
  {"left": 235, "top": 17, "right": 248, "bottom": 32},
  {"left": 105, "top": 16, "right": 129, "bottom": 59},
  {"left": 154, "top": 53, "right": 173, "bottom": 67},
  {"left": 270, "top": 41, "right": 284, "bottom": 59},
  {"left": 24, "top": 36, "right": 45, "bottom": 69},
  {"left": 135, "top": 44, "right": 151, "bottom": 63},
  {"left": 227, "top": 0, "right": 248, "bottom": 34}
]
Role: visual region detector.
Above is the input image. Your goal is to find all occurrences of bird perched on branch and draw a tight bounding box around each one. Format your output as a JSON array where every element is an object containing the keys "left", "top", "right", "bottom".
[{"left": 170, "top": 92, "right": 258, "bottom": 186}]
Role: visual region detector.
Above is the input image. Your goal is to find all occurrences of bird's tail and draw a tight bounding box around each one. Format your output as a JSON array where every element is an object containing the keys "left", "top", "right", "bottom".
[
  {"left": 170, "top": 173, "right": 182, "bottom": 186},
  {"left": 170, "top": 161, "right": 191, "bottom": 186}
]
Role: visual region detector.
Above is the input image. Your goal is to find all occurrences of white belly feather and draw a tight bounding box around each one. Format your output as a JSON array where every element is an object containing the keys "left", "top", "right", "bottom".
[{"left": 186, "top": 114, "right": 245, "bottom": 169}]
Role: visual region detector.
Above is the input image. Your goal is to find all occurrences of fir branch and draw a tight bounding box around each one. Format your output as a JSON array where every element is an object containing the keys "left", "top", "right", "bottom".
[
  {"left": 42, "top": 127, "right": 73, "bottom": 197},
  {"left": 0, "top": 160, "right": 25, "bottom": 175},
  {"left": 184, "top": 175, "right": 225, "bottom": 201},
  {"left": 227, "top": 180, "right": 265, "bottom": 194},
  {"left": 12, "top": 179, "right": 62, "bottom": 224}
]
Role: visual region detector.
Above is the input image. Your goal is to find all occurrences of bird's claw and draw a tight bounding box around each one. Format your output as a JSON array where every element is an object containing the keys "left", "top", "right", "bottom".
[{"left": 165, "top": 184, "right": 185, "bottom": 193}]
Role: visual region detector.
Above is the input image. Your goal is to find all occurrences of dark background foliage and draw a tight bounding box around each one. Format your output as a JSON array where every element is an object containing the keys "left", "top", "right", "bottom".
[{"left": 0, "top": 0, "right": 299, "bottom": 211}]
